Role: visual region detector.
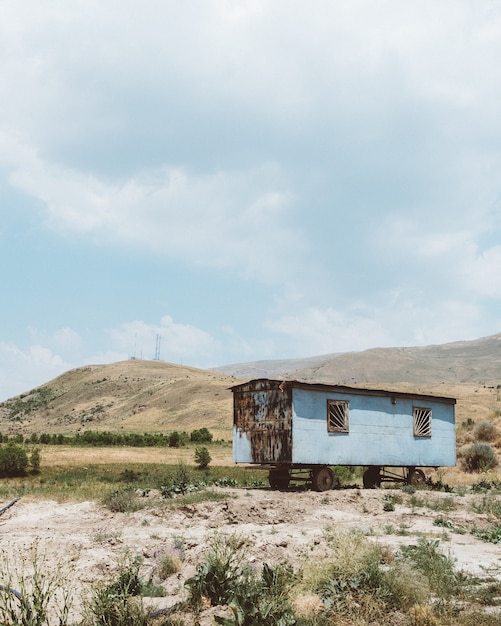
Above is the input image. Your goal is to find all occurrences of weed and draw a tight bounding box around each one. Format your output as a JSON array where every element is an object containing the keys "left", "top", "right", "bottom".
[
  {"left": 102, "top": 486, "right": 144, "bottom": 513},
  {"left": 399, "top": 538, "right": 459, "bottom": 598},
  {"left": 472, "top": 524, "right": 501, "bottom": 544},
  {"left": 471, "top": 496, "right": 501, "bottom": 518},
  {"left": 0, "top": 541, "right": 74, "bottom": 626},
  {"left": 155, "top": 551, "right": 183, "bottom": 580},
  {"left": 186, "top": 533, "right": 245, "bottom": 608},
  {"left": 82, "top": 556, "right": 150, "bottom": 626},
  {"left": 383, "top": 493, "right": 401, "bottom": 511}
]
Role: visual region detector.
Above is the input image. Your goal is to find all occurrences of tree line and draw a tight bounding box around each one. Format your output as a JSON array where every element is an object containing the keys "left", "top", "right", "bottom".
[{"left": 0, "top": 427, "right": 214, "bottom": 448}]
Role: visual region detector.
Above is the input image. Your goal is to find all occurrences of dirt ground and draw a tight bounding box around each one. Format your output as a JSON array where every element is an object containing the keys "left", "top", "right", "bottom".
[{"left": 1, "top": 485, "right": 500, "bottom": 623}]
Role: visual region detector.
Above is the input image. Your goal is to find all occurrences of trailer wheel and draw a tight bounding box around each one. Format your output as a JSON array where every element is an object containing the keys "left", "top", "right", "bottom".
[
  {"left": 363, "top": 467, "right": 381, "bottom": 489},
  {"left": 407, "top": 468, "right": 426, "bottom": 486},
  {"left": 268, "top": 470, "right": 290, "bottom": 490},
  {"left": 312, "top": 466, "right": 335, "bottom": 491}
]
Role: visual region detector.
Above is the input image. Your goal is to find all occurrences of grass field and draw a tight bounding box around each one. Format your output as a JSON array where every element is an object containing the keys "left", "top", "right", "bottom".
[{"left": 38, "top": 442, "right": 234, "bottom": 466}]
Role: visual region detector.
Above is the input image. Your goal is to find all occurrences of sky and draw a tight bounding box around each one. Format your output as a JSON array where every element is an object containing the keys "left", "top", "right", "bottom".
[{"left": 1, "top": 1, "right": 501, "bottom": 401}]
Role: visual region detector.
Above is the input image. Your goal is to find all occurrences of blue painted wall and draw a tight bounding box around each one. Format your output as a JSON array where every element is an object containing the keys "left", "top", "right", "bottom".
[{"left": 291, "top": 389, "right": 455, "bottom": 467}]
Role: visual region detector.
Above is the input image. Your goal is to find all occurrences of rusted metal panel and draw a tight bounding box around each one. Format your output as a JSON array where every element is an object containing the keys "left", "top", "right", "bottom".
[{"left": 233, "top": 379, "right": 292, "bottom": 463}]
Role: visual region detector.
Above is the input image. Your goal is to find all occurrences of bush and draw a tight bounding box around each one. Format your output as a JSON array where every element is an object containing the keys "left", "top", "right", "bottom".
[
  {"left": 461, "top": 442, "right": 498, "bottom": 472},
  {"left": 190, "top": 427, "right": 213, "bottom": 443},
  {"left": 194, "top": 446, "right": 211, "bottom": 469},
  {"left": 0, "top": 444, "right": 29, "bottom": 477},
  {"left": 473, "top": 420, "right": 498, "bottom": 442},
  {"left": 30, "top": 448, "right": 41, "bottom": 474},
  {"left": 102, "top": 487, "right": 144, "bottom": 513}
]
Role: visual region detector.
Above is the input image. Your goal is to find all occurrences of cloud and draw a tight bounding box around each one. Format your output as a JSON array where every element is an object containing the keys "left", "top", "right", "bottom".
[
  {"left": 266, "top": 296, "right": 484, "bottom": 357},
  {"left": 109, "top": 315, "right": 219, "bottom": 364},
  {"left": 0, "top": 341, "right": 69, "bottom": 400},
  {"left": 1, "top": 131, "right": 306, "bottom": 284}
]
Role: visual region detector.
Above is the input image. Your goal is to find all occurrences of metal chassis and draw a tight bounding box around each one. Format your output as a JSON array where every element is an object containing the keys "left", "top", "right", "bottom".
[{"left": 245, "top": 463, "right": 431, "bottom": 489}]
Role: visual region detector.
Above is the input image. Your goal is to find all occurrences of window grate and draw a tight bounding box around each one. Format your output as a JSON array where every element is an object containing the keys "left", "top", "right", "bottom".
[
  {"left": 327, "top": 400, "right": 349, "bottom": 432},
  {"left": 413, "top": 407, "right": 432, "bottom": 437}
]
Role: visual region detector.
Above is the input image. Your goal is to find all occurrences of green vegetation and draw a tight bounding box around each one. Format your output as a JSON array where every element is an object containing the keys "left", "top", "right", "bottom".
[
  {"left": 473, "top": 420, "right": 498, "bottom": 442},
  {"left": 2, "top": 387, "right": 55, "bottom": 421},
  {"left": 194, "top": 445, "right": 211, "bottom": 469},
  {"left": 0, "top": 461, "right": 265, "bottom": 502},
  {"left": 0, "top": 428, "right": 218, "bottom": 448},
  {"left": 0, "top": 443, "right": 40, "bottom": 477},
  {"left": 461, "top": 442, "right": 498, "bottom": 472}
]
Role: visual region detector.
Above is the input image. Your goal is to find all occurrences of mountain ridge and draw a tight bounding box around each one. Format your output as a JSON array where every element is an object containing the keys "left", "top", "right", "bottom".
[{"left": 1, "top": 333, "right": 500, "bottom": 438}]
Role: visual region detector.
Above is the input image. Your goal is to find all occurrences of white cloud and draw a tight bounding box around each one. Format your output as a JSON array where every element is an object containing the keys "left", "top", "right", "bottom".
[
  {"left": 2, "top": 133, "right": 306, "bottom": 284},
  {"left": 267, "top": 296, "right": 484, "bottom": 357},
  {"left": 109, "top": 315, "right": 219, "bottom": 363},
  {"left": 0, "top": 341, "right": 69, "bottom": 400}
]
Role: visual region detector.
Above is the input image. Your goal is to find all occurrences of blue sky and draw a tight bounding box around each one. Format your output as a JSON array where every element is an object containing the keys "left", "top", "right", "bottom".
[{"left": 1, "top": 1, "right": 501, "bottom": 400}]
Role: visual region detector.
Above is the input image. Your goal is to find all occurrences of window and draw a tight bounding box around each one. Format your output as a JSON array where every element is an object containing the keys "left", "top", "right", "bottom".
[
  {"left": 327, "top": 399, "right": 349, "bottom": 433},
  {"left": 413, "top": 407, "right": 432, "bottom": 437}
]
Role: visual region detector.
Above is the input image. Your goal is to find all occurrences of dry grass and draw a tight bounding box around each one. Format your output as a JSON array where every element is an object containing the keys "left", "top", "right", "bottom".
[{"left": 39, "top": 444, "right": 233, "bottom": 467}]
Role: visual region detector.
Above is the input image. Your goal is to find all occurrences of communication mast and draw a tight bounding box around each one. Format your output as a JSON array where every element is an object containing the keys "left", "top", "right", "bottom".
[{"left": 154, "top": 334, "right": 161, "bottom": 360}]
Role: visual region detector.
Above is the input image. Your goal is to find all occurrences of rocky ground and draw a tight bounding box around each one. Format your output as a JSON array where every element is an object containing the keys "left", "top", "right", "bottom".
[{"left": 1, "top": 486, "right": 500, "bottom": 623}]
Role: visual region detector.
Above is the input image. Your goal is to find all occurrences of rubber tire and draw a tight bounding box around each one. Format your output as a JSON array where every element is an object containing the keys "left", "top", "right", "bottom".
[
  {"left": 268, "top": 470, "right": 290, "bottom": 490},
  {"left": 312, "top": 466, "right": 335, "bottom": 492},
  {"left": 407, "top": 468, "right": 426, "bottom": 486},
  {"left": 363, "top": 467, "right": 381, "bottom": 489}
]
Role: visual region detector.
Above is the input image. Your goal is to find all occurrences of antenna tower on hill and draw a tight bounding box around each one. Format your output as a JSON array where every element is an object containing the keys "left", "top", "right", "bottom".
[{"left": 154, "top": 334, "right": 161, "bottom": 360}]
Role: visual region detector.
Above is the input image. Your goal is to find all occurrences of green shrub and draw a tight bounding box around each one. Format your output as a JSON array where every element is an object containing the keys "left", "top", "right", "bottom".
[
  {"left": 473, "top": 420, "right": 498, "bottom": 442},
  {"left": 186, "top": 533, "right": 245, "bottom": 608},
  {"left": 399, "top": 538, "right": 459, "bottom": 598},
  {"left": 83, "top": 557, "right": 150, "bottom": 626},
  {"left": 29, "top": 448, "right": 41, "bottom": 474},
  {"left": 0, "top": 444, "right": 29, "bottom": 477},
  {"left": 190, "top": 428, "right": 213, "bottom": 443},
  {"left": 194, "top": 446, "right": 211, "bottom": 469},
  {"left": 461, "top": 442, "right": 498, "bottom": 472},
  {"left": 102, "top": 487, "right": 144, "bottom": 513}
]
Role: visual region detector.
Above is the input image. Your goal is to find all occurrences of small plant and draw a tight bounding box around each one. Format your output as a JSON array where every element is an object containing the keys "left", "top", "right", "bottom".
[
  {"left": 83, "top": 557, "right": 150, "bottom": 626},
  {"left": 102, "top": 486, "right": 144, "bottom": 513},
  {"left": 399, "top": 538, "right": 459, "bottom": 598},
  {"left": 194, "top": 446, "right": 212, "bottom": 470},
  {"left": 186, "top": 533, "right": 245, "bottom": 608},
  {"left": 29, "top": 447, "right": 41, "bottom": 474},
  {"left": 0, "top": 542, "right": 74, "bottom": 626},
  {"left": 461, "top": 442, "right": 498, "bottom": 472},
  {"left": 155, "top": 551, "right": 183, "bottom": 580},
  {"left": 383, "top": 497, "right": 395, "bottom": 512},
  {"left": 472, "top": 524, "right": 501, "bottom": 544},
  {"left": 473, "top": 420, "right": 498, "bottom": 442}
]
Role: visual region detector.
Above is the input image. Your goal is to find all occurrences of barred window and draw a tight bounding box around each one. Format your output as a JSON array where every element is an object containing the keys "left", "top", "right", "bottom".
[
  {"left": 327, "top": 399, "right": 349, "bottom": 433},
  {"left": 413, "top": 407, "right": 432, "bottom": 437}
]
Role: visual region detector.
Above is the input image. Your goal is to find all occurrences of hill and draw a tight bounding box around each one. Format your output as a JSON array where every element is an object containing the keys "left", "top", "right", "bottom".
[
  {"left": 0, "top": 360, "right": 239, "bottom": 439},
  {"left": 214, "top": 332, "right": 501, "bottom": 385},
  {"left": 0, "top": 333, "right": 500, "bottom": 441}
]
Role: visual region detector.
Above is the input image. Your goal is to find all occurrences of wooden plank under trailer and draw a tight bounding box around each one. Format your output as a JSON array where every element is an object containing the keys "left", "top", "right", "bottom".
[{"left": 245, "top": 464, "right": 430, "bottom": 491}]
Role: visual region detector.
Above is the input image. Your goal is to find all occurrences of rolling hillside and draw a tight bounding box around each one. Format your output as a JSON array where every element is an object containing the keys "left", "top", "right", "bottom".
[{"left": 0, "top": 333, "right": 500, "bottom": 440}]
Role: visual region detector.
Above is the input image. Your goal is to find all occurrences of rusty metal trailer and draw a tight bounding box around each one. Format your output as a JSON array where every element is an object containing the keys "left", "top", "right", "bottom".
[{"left": 231, "top": 379, "right": 456, "bottom": 491}]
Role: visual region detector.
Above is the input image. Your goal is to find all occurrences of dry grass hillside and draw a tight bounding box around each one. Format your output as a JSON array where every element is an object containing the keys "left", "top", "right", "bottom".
[
  {"left": 0, "top": 360, "right": 240, "bottom": 440},
  {"left": 0, "top": 334, "right": 500, "bottom": 457}
]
